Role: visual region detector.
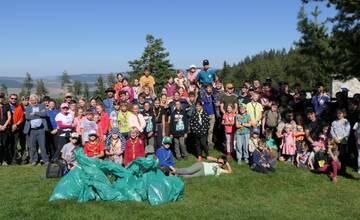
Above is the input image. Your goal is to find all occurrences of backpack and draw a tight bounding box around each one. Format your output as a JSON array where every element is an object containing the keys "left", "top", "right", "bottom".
[
  {"left": 46, "top": 160, "right": 67, "bottom": 178},
  {"left": 265, "top": 110, "right": 279, "bottom": 128}
]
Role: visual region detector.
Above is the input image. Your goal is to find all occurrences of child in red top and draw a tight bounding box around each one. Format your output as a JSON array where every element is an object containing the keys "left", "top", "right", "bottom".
[
  {"left": 96, "top": 104, "right": 110, "bottom": 141},
  {"left": 124, "top": 126, "right": 145, "bottom": 167},
  {"left": 83, "top": 131, "right": 105, "bottom": 158},
  {"left": 222, "top": 105, "right": 236, "bottom": 158}
]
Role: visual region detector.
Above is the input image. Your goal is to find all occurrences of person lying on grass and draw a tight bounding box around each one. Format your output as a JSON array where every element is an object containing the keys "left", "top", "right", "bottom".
[
  {"left": 61, "top": 132, "right": 81, "bottom": 170},
  {"left": 83, "top": 130, "right": 105, "bottom": 159},
  {"left": 176, "top": 155, "right": 232, "bottom": 178},
  {"left": 156, "top": 136, "right": 176, "bottom": 176}
]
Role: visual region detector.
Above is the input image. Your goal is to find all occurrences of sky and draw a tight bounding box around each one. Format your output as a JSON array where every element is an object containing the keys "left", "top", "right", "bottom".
[{"left": 0, "top": 0, "right": 335, "bottom": 77}]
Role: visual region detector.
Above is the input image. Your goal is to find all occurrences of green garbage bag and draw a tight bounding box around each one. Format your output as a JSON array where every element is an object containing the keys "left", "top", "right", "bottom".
[{"left": 49, "top": 148, "right": 184, "bottom": 206}]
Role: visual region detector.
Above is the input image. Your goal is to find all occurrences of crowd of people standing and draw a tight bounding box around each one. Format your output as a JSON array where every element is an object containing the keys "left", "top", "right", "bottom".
[{"left": 1, "top": 59, "right": 360, "bottom": 183}]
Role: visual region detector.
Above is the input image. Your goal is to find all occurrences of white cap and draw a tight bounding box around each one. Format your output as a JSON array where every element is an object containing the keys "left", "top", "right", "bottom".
[{"left": 189, "top": 64, "right": 196, "bottom": 69}]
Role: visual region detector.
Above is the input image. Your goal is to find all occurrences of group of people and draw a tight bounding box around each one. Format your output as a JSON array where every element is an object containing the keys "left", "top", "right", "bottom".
[{"left": 1, "top": 59, "right": 360, "bottom": 182}]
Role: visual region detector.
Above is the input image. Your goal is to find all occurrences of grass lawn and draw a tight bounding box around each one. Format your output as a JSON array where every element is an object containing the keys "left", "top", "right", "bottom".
[{"left": 1, "top": 152, "right": 360, "bottom": 220}]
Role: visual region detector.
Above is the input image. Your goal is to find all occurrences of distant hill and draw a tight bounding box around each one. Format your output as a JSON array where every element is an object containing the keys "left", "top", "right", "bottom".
[{"left": 0, "top": 77, "right": 24, "bottom": 88}]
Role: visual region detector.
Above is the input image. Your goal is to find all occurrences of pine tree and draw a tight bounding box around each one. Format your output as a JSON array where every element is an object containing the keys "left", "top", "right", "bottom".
[
  {"left": 35, "top": 79, "right": 48, "bottom": 98},
  {"left": 128, "top": 34, "right": 173, "bottom": 94},
  {"left": 94, "top": 75, "right": 105, "bottom": 99},
  {"left": 107, "top": 73, "right": 116, "bottom": 88},
  {"left": 83, "top": 82, "right": 90, "bottom": 99},
  {"left": 20, "top": 72, "right": 33, "bottom": 98},
  {"left": 60, "top": 71, "right": 71, "bottom": 93},
  {"left": 73, "top": 80, "right": 82, "bottom": 96}
]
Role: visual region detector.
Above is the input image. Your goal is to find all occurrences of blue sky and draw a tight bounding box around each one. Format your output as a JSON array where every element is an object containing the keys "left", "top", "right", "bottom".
[{"left": 0, "top": 0, "right": 335, "bottom": 77}]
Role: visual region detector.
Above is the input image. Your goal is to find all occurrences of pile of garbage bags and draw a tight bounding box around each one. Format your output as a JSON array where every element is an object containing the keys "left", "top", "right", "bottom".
[{"left": 49, "top": 149, "right": 184, "bottom": 206}]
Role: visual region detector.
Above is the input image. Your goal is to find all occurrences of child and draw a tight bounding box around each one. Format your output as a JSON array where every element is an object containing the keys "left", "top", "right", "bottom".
[
  {"left": 265, "top": 128, "right": 278, "bottom": 166},
  {"left": 83, "top": 130, "right": 105, "bottom": 158},
  {"left": 96, "top": 104, "right": 110, "bottom": 141},
  {"left": 110, "top": 101, "right": 121, "bottom": 129},
  {"left": 143, "top": 86, "right": 154, "bottom": 105},
  {"left": 235, "top": 104, "right": 252, "bottom": 165},
  {"left": 80, "top": 110, "right": 98, "bottom": 145},
  {"left": 133, "top": 79, "right": 141, "bottom": 102},
  {"left": 165, "top": 77, "right": 177, "bottom": 98},
  {"left": 249, "top": 128, "right": 261, "bottom": 160},
  {"left": 262, "top": 103, "right": 280, "bottom": 134},
  {"left": 124, "top": 126, "right": 145, "bottom": 167},
  {"left": 169, "top": 100, "right": 188, "bottom": 160},
  {"left": 296, "top": 142, "right": 310, "bottom": 168},
  {"left": 294, "top": 125, "right": 306, "bottom": 153},
  {"left": 142, "top": 102, "right": 156, "bottom": 146},
  {"left": 174, "top": 69, "right": 188, "bottom": 91},
  {"left": 73, "top": 107, "right": 85, "bottom": 136},
  {"left": 316, "top": 140, "right": 341, "bottom": 183},
  {"left": 61, "top": 132, "right": 81, "bottom": 170},
  {"left": 222, "top": 105, "right": 236, "bottom": 158},
  {"left": 117, "top": 102, "right": 132, "bottom": 140},
  {"left": 280, "top": 124, "right": 296, "bottom": 163},
  {"left": 186, "top": 91, "right": 196, "bottom": 118},
  {"left": 105, "top": 128, "right": 124, "bottom": 165},
  {"left": 190, "top": 101, "right": 210, "bottom": 161},
  {"left": 251, "top": 140, "right": 275, "bottom": 174},
  {"left": 330, "top": 109, "right": 350, "bottom": 162},
  {"left": 156, "top": 136, "right": 176, "bottom": 176}
]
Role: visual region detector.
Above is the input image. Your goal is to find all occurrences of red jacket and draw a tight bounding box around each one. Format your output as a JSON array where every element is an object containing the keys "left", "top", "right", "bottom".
[
  {"left": 124, "top": 138, "right": 145, "bottom": 167},
  {"left": 84, "top": 141, "right": 105, "bottom": 157},
  {"left": 11, "top": 104, "right": 24, "bottom": 126}
]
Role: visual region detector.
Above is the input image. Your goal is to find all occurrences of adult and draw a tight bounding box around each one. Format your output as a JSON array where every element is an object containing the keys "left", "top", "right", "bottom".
[
  {"left": 139, "top": 67, "right": 156, "bottom": 93},
  {"left": 253, "top": 79, "right": 262, "bottom": 94},
  {"left": 277, "top": 81, "right": 294, "bottom": 114},
  {"left": 46, "top": 100, "right": 60, "bottom": 158},
  {"left": 304, "top": 108, "right": 324, "bottom": 145},
  {"left": 311, "top": 82, "right": 331, "bottom": 117},
  {"left": 196, "top": 59, "right": 217, "bottom": 97},
  {"left": 53, "top": 103, "right": 74, "bottom": 160},
  {"left": 96, "top": 104, "right": 110, "bottom": 140},
  {"left": 237, "top": 84, "right": 251, "bottom": 105},
  {"left": 128, "top": 104, "right": 146, "bottom": 133},
  {"left": 220, "top": 83, "right": 238, "bottom": 114},
  {"left": 0, "top": 93, "right": 11, "bottom": 165},
  {"left": 8, "top": 93, "right": 25, "bottom": 164},
  {"left": 132, "top": 79, "right": 141, "bottom": 102},
  {"left": 24, "top": 94, "right": 49, "bottom": 165},
  {"left": 64, "top": 93, "right": 73, "bottom": 105},
  {"left": 103, "top": 88, "right": 116, "bottom": 115}
]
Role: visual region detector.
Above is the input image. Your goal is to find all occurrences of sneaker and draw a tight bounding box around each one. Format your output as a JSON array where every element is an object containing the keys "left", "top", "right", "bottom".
[
  {"left": 2, "top": 162, "right": 8, "bottom": 166},
  {"left": 31, "top": 162, "right": 37, "bottom": 166},
  {"left": 43, "top": 162, "right": 50, "bottom": 166},
  {"left": 244, "top": 159, "right": 249, "bottom": 164},
  {"left": 237, "top": 161, "right": 241, "bottom": 165},
  {"left": 176, "top": 157, "right": 183, "bottom": 161},
  {"left": 197, "top": 156, "right": 202, "bottom": 161},
  {"left": 357, "top": 170, "right": 360, "bottom": 174}
]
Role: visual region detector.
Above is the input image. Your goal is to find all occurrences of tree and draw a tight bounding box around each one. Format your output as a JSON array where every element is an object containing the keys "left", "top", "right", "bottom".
[
  {"left": 60, "top": 71, "right": 71, "bottom": 93},
  {"left": 128, "top": 34, "right": 174, "bottom": 94},
  {"left": 302, "top": 0, "right": 360, "bottom": 79},
  {"left": 94, "top": 75, "right": 105, "bottom": 99},
  {"left": 35, "top": 79, "right": 48, "bottom": 98},
  {"left": 20, "top": 72, "right": 33, "bottom": 98},
  {"left": 83, "top": 82, "right": 90, "bottom": 99},
  {"left": 73, "top": 80, "right": 82, "bottom": 96},
  {"left": 0, "top": 84, "right": 8, "bottom": 97},
  {"left": 107, "top": 73, "right": 116, "bottom": 88}
]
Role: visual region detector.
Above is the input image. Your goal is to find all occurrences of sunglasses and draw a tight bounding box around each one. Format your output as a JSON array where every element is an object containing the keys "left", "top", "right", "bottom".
[
  {"left": 65, "top": 96, "right": 72, "bottom": 99},
  {"left": 62, "top": 107, "right": 69, "bottom": 109},
  {"left": 10, "top": 97, "right": 17, "bottom": 100}
]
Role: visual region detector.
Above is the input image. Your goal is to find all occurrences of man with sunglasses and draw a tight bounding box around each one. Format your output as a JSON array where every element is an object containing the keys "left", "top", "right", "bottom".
[
  {"left": 220, "top": 83, "right": 238, "bottom": 115},
  {"left": 8, "top": 93, "right": 26, "bottom": 164}
]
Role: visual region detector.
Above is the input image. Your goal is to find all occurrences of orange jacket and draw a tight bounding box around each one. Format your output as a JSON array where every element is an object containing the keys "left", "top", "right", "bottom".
[{"left": 12, "top": 104, "right": 25, "bottom": 126}]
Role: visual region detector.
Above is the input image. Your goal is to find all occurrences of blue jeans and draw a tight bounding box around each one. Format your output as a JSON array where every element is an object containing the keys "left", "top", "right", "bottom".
[{"left": 235, "top": 133, "right": 250, "bottom": 162}]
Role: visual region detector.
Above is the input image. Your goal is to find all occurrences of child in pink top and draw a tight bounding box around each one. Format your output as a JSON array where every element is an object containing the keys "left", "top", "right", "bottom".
[
  {"left": 222, "top": 105, "right": 236, "bottom": 158},
  {"left": 281, "top": 124, "right": 296, "bottom": 163},
  {"left": 165, "top": 77, "right": 177, "bottom": 98},
  {"left": 73, "top": 108, "right": 85, "bottom": 135}
]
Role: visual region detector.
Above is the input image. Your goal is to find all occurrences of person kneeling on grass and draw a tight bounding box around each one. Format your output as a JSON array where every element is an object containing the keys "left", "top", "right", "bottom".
[
  {"left": 83, "top": 130, "right": 105, "bottom": 159},
  {"left": 61, "top": 132, "right": 81, "bottom": 170},
  {"left": 176, "top": 155, "right": 232, "bottom": 178},
  {"left": 251, "top": 141, "right": 275, "bottom": 174},
  {"left": 316, "top": 140, "right": 341, "bottom": 183},
  {"left": 156, "top": 136, "right": 176, "bottom": 176}
]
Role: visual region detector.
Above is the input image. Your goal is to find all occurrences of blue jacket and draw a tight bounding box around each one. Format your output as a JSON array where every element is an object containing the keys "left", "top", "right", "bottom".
[
  {"left": 103, "top": 98, "right": 115, "bottom": 115},
  {"left": 252, "top": 149, "right": 271, "bottom": 167},
  {"left": 156, "top": 147, "right": 174, "bottom": 168}
]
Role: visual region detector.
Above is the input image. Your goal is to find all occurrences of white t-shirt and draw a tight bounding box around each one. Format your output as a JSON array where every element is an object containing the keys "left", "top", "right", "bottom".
[
  {"left": 55, "top": 113, "right": 74, "bottom": 127},
  {"left": 203, "top": 162, "right": 227, "bottom": 176}
]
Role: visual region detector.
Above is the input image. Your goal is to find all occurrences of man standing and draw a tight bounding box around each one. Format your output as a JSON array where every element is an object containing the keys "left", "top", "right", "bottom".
[
  {"left": 103, "top": 88, "right": 116, "bottom": 115},
  {"left": 139, "top": 67, "right": 156, "bottom": 93},
  {"left": 24, "top": 94, "right": 49, "bottom": 165},
  {"left": 311, "top": 82, "right": 330, "bottom": 117},
  {"left": 0, "top": 93, "right": 11, "bottom": 165},
  {"left": 220, "top": 83, "right": 238, "bottom": 115},
  {"left": 196, "top": 59, "right": 217, "bottom": 97},
  {"left": 8, "top": 93, "right": 25, "bottom": 164}
]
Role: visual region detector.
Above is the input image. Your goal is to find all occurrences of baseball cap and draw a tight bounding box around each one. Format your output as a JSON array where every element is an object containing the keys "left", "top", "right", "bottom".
[
  {"left": 252, "top": 127, "right": 260, "bottom": 135},
  {"left": 60, "top": 103, "right": 69, "bottom": 109},
  {"left": 203, "top": 59, "right": 209, "bottom": 66},
  {"left": 162, "top": 136, "right": 172, "bottom": 145},
  {"left": 88, "top": 130, "right": 98, "bottom": 137},
  {"left": 65, "top": 93, "right": 72, "bottom": 98},
  {"left": 226, "top": 83, "right": 234, "bottom": 89}
]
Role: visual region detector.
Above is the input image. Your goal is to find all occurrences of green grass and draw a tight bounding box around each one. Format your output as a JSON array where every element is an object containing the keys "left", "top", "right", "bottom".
[{"left": 1, "top": 153, "right": 360, "bottom": 220}]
